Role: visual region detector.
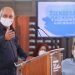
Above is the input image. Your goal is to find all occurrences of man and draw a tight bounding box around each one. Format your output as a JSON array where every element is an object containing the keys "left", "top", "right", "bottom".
[{"left": 0, "top": 7, "right": 27, "bottom": 75}]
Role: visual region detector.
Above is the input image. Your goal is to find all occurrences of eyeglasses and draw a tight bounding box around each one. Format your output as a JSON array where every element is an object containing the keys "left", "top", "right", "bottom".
[{"left": 2, "top": 14, "right": 13, "bottom": 18}]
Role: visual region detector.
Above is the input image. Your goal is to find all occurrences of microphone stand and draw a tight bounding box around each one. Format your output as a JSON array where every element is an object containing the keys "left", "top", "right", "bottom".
[
  {"left": 37, "top": 26, "right": 64, "bottom": 51},
  {"left": 38, "top": 27, "right": 50, "bottom": 37}
]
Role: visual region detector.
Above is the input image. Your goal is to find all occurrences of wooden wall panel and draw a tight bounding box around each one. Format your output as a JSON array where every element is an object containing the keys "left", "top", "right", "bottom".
[{"left": 16, "top": 16, "right": 29, "bottom": 52}]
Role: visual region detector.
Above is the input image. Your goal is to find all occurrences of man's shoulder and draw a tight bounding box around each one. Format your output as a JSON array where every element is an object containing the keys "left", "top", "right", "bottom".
[
  {"left": 61, "top": 58, "right": 73, "bottom": 65},
  {"left": 62, "top": 58, "right": 72, "bottom": 61},
  {"left": 0, "top": 22, "right": 5, "bottom": 30}
]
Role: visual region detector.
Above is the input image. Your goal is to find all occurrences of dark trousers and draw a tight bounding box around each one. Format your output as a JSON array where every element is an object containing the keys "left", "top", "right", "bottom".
[{"left": 0, "top": 65, "right": 16, "bottom": 75}]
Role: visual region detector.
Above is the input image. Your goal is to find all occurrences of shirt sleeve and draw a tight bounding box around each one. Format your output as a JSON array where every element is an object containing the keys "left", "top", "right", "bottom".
[{"left": 14, "top": 35, "right": 28, "bottom": 60}]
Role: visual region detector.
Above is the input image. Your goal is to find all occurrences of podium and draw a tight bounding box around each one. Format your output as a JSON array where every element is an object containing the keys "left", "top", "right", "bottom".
[
  {"left": 16, "top": 48, "right": 63, "bottom": 75},
  {"left": 21, "top": 52, "right": 51, "bottom": 75},
  {"left": 50, "top": 49, "right": 62, "bottom": 75}
]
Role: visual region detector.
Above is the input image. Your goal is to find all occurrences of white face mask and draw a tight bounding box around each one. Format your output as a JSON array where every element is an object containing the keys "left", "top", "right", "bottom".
[
  {"left": 0, "top": 17, "right": 13, "bottom": 27},
  {"left": 38, "top": 50, "right": 46, "bottom": 56}
]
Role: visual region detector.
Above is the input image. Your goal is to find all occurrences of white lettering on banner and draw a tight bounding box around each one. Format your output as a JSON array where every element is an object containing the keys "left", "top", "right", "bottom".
[{"left": 53, "top": 60, "right": 61, "bottom": 72}]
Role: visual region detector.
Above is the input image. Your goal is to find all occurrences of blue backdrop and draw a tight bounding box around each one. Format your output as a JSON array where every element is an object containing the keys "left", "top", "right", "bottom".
[{"left": 38, "top": 2, "right": 75, "bottom": 37}]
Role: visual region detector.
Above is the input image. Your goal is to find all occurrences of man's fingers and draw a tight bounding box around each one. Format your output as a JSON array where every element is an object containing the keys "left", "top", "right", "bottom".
[
  {"left": 9, "top": 31, "right": 15, "bottom": 35},
  {"left": 9, "top": 33, "right": 15, "bottom": 38},
  {"left": 9, "top": 34, "right": 15, "bottom": 37},
  {"left": 5, "top": 28, "right": 15, "bottom": 40}
]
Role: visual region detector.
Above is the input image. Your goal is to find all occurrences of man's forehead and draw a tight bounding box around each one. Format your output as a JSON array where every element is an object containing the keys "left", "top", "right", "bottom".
[{"left": 2, "top": 7, "right": 14, "bottom": 16}]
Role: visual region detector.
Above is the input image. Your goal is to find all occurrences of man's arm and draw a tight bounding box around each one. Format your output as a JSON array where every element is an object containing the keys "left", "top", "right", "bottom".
[
  {"left": 14, "top": 36, "right": 28, "bottom": 60},
  {"left": 17, "top": 46, "right": 28, "bottom": 60}
]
